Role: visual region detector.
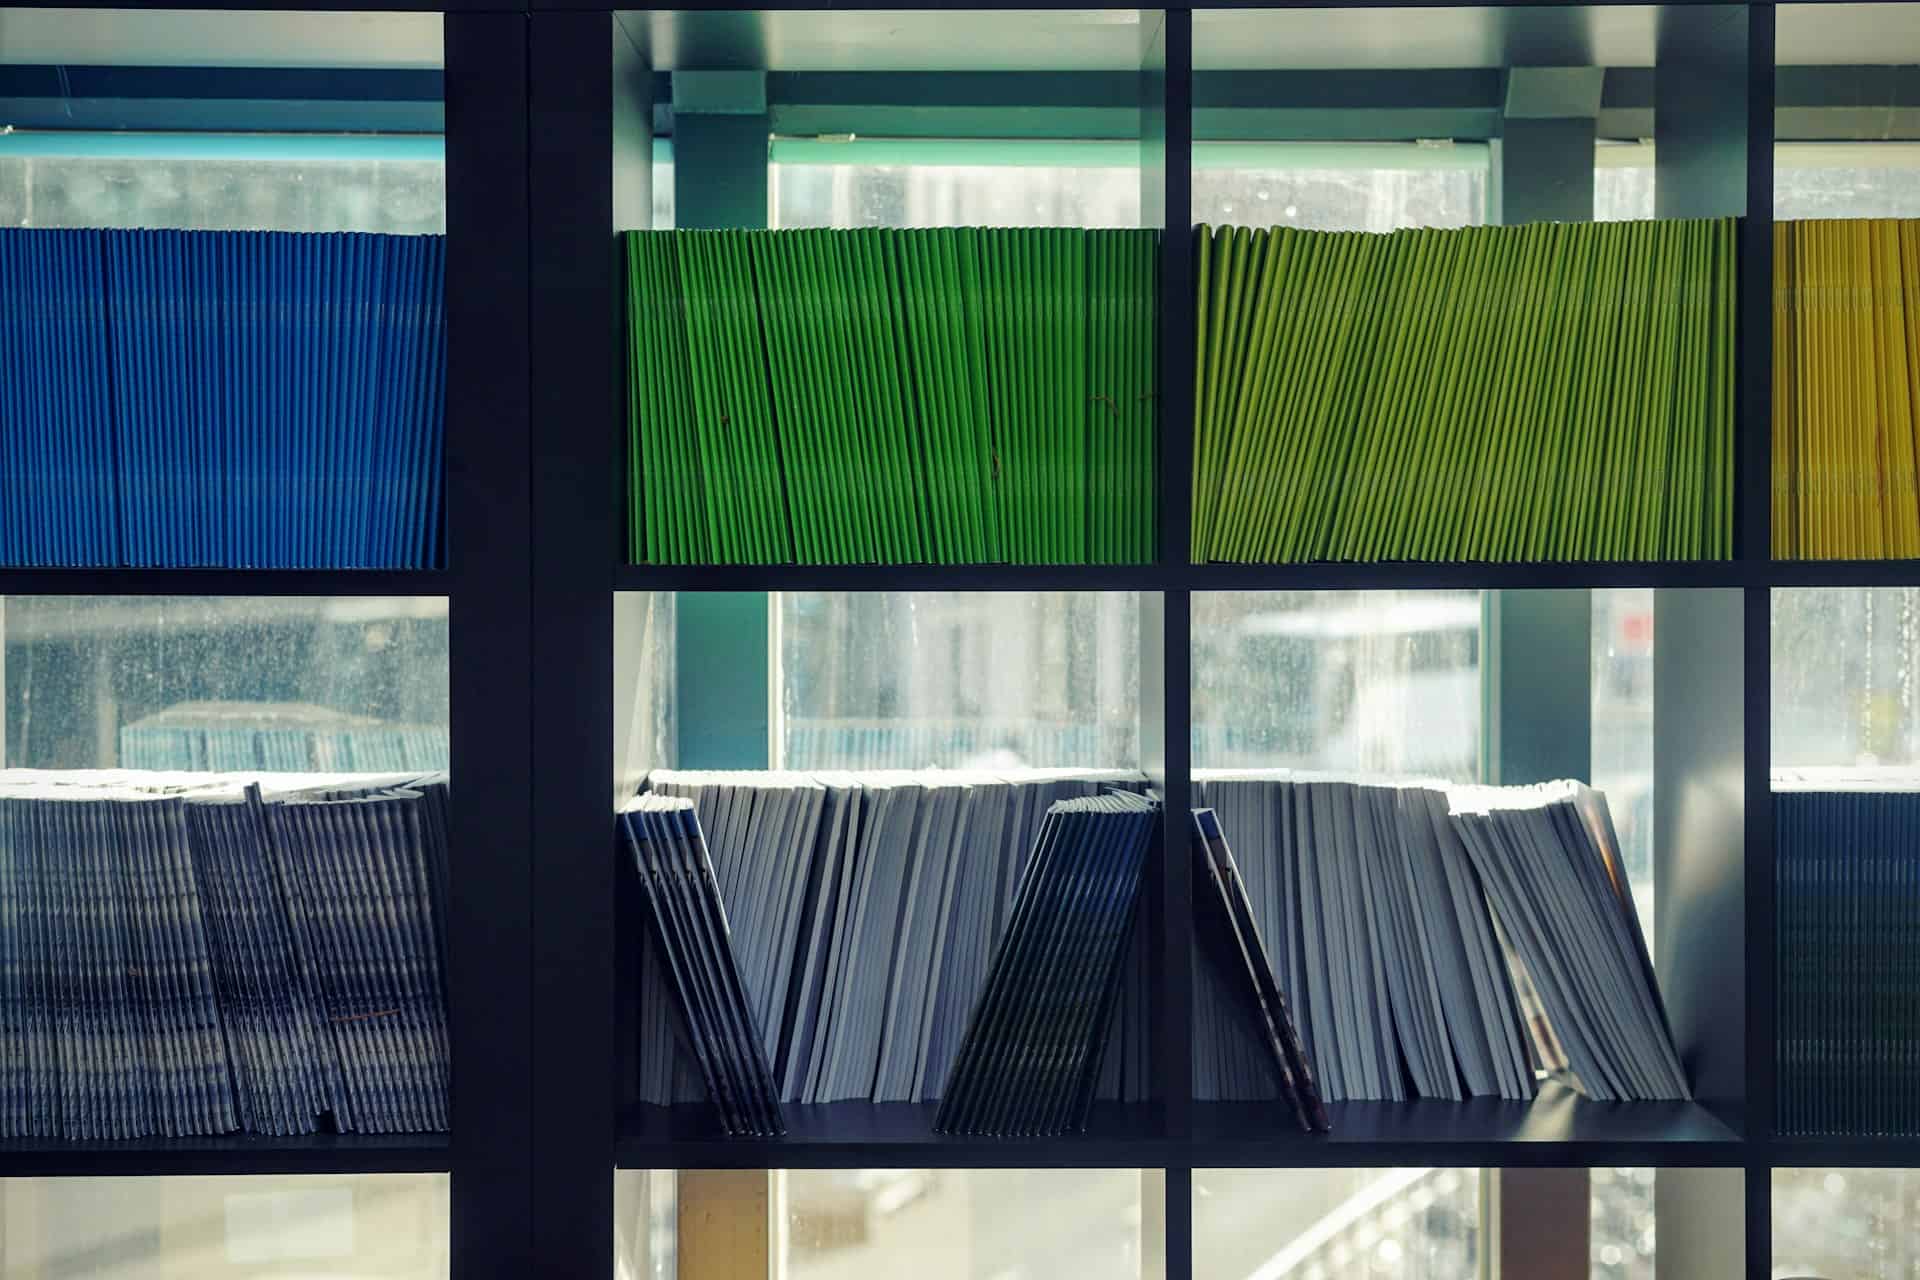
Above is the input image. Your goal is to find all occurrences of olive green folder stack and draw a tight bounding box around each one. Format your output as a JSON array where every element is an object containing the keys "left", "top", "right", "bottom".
[
  {"left": 1190, "top": 218, "right": 1737, "bottom": 563},
  {"left": 625, "top": 227, "right": 1159, "bottom": 565}
]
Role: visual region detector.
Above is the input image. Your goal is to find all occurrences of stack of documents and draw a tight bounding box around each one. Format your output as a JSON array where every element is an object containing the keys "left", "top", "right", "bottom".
[
  {"left": 1190, "top": 219, "right": 1736, "bottom": 562},
  {"left": 1775, "top": 768, "right": 1920, "bottom": 1134},
  {"left": 936, "top": 791, "right": 1159, "bottom": 1137},
  {"left": 1194, "top": 771, "right": 1687, "bottom": 1103},
  {"left": 1774, "top": 219, "right": 1920, "bottom": 558},
  {"left": 629, "top": 769, "right": 1154, "bottom": 1109},
  {"left": 0, "top": 228, "right": 445, "bottom": 568},
  {"left": 624, "top": 228, "right": 1157, "bottom": 565},
  {"left": 620, "top": 795, "right": 783, "bottom": 1138},
  {"left": 0, "top": 770, "right": 451, "bottom": 1139}
]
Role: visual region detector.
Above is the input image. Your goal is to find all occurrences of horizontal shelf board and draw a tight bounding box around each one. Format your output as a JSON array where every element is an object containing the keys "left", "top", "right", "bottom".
[
  {"left": 617, "top": 1093, "right": 1756, "bottom": 1169},
  {"left": 1764, "top": 558, "right": 1920, "bottom": 587},
  {"left": 1189, "top": 1087, "right": 1748, "bottom": 1166},
  {"left": 0, "top": 1132, "right": 451, "bottom": 1178},
  {"left": 0, "top": 567, "right": 455, "bottom": 598},
  {"left": 615, "top": 557, "right": 1920, "bottom": 591},
  {"left": 617, "top": 1102, "right": 1164, "bottom": 1169},
  {"left": 1766, "top": 1135, "right": 1920, "bottom": 1167},
  {"left": 617, "top": 563, "right": 1167, "bottom": 592},
  {"left": 1189, "top": 560, "right": 1750, "bottom": 590}
]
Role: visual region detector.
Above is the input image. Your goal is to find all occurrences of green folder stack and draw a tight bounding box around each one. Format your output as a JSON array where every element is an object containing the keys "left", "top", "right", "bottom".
[
  {"left": 625, "top": 227, "right": 1158, "bottom": 565},
  {"left": 1190, "top": 218, "right": 1736, "bottom": 563}
]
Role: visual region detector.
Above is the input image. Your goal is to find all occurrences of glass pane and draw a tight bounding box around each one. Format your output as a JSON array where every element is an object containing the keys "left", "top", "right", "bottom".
[
  {"left": 1772, "top": 588, "right": 1920, "bottom": 767},
  {"left": 1591, "top": 589, "right": 1655, "bottom": 947},
  {"left": 615, "top": 1170, "right": 1148, "bottom": 1278},
  {"left": 1191, "top": 590, "right": 1482, "bottom": 780},
  {"left": 1773, "top": 1168, "right": 1920, "bottom": 1278},
  {"left": 773, "top": 163, "right": 1141, "bottom": 229},
  {"left": 3, "top": 596, "right": 450, "bottom": 771},
  {"left": 1589, "top": 1167, "right": 1657, "bottom": 1279},
  {"left": 786, "top": 1169, "right": 1144, "bottom": 1278},
  {"left": 0, "top": 142, "right": 446, "bottom": 235},
  {"left": 1192, "top": 156, "right": 1488, "bottom": 231},
  {"left": 1193, "top": 1167, "right": 1480, "bottom": 1280},
  {"left": 775, "top": 592, "right": 1140, "bottom": 771},
  {"left": 1775, "top": 143, "right": 1920, "bottom": 219},
  {"left": 615, "top": 1170, "right": 678, "bottom": 1280},
  {"left": 1595, "top": 144, "right": 1656, "bottom": 222},
  {"left": 0, "top": 1174, "right": 448, "bottom": 1277}
]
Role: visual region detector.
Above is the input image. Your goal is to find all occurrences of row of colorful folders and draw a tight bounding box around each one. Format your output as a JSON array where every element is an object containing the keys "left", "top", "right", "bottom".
[
  {"left": 1775, "top": 217, "right": 1920, "bottom": 558},
  {"left": 0, "top": 228, "right": 445, "bottom": 568},
  {"left": 626, "top": 220, "right": 1740, "bottom": 564},
  {"left": 1193, "top": 218, "right": 1736, "bottom": 562},
  {"left": 625, "top": 227, "right": 1160, "bottom": 565}
]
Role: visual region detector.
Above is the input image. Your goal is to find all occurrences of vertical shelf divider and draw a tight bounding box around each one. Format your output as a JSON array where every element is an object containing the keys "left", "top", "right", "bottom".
[
  {"left": 1144, "top": 7, "right": 1195, "bottom": 1159},
  {"left": 1147, "top": 11, "right": 1196, "bottom": 1272},
  {"left": 1743, "top": 10, "right": 1776, "bottom": 1277},
  {"left": 530, "top": 11, "right": 619, "bottom": 1278},
  {"left": 445, "top": 12, "right": 536, "bottom": 1277}
]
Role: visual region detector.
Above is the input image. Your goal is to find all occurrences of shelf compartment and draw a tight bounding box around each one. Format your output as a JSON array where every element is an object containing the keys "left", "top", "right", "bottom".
[
  {"left": 0, "top": 10, "right": 448, "bottom": 572},
  {"left": 1189, "top": 5, "right": 1749, "bottom": 568},
  {"left": 617, "top": 9, "right": 1168, "bottom": 571}
]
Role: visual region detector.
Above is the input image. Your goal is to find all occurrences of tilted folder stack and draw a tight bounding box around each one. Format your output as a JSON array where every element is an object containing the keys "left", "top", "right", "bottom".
[
  {"left": 1193, "top": 772, "right": 1686, "bottom": 1104},
  {"left": 627, "top": 769, "right": 1154, "bottom": 1111},
  {"left": 936, "top": 791, "right": 1159, "bottom": 1137},
  {"left": 620, "top": 795, "right": 783, "bottom": 1138},
  {"left": 624, "top": 228, "right": 1157, "bottom": 565},
  {"left": 1190, "top": 218, "right": 1736, "bottom": 563}
]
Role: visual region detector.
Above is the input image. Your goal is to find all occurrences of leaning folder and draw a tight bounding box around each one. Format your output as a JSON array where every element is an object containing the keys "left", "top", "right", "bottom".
[{"left": 1192, "top": 807, "right": 1330, "bottom": 1132}]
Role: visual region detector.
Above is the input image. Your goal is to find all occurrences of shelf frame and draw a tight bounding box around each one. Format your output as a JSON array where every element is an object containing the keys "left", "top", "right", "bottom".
[
  {"left": 568, "top": 8, "right": 1883, "bottom": 1273},
  {"left": 17, "top": 3, "right": 1920, "bottom": 1278}
]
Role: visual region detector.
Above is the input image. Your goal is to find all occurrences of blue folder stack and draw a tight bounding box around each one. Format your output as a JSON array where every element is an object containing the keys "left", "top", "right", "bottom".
[
  {"left": 0, "top": 227, "right": 445, "bottom": 568},
  {"left": 0, "top": 770, "right": 450, "bottom": 1139},
  {"left": 1776, "top": 770, "right": 1920, "bottom": 1136}
]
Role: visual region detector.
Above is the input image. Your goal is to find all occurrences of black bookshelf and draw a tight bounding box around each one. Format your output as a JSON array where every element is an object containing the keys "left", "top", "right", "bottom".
[{"left": 8, "top": 0, "right": 1920, "bottom": 1277}]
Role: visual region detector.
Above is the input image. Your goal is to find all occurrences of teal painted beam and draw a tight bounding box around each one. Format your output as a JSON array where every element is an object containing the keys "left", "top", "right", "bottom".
[
  {"left": 676, "top": 593, "right": 769, "bottom": 770},
  {"left": 1490, "top": 590, "right": 1592, "bottom": 786},
  {"left": 673, "top": 111, "right": 769, "bottom": 229},
  {"left": 1498, "top": 117, "right": 1597, "bottom": 224}
]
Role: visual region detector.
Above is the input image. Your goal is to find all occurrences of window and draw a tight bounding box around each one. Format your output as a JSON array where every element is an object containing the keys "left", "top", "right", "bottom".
[
  {"left": 1194, "top": 142, "right": 1489, "bottom": 232},
  {"left": 0, "top": 1174, "right": 448, "bottom": 1277},
  {"left": 1595, "top": 141, "right": 1656, "bottom": 223},
  {"left": 1194, "top": 1168, "right": 1481, "bottom": 1280},
  {"left": 652, "top": 140, "right": 676, "bottom": 230},
  {"left": 1591, "top": 589, "right": 1656, "bottom": 946},
  {"left": 2, "top": 596, "right": 450, "bottom": 771},
  {"left": 0, "top": 134, "right": 446, "bottom": 234},
  {"left": 1776, "top": 142, "right": 1920, "bottom": 218},
  {"left": 617, "top": 1169, "right": 1149, "bottom": 1279},
  {"left": 1589, "top": 1167, "right": 1658, "bottom": 1279},
  {"left": 1191, "top": 591, "right": 1483, "bottom": 780},
  {"left": 1773, "top": 1168, "right": 1920, "bottom": 1278},
  {"left": 773, "top": 592, "right": 1140, "bottom": 771},
  {"left": 771, "top": 139, "right": 1142, "bottom": 229},
  {"left": 1772, "top": 588, "right": 1920, "bottom": 767}
]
